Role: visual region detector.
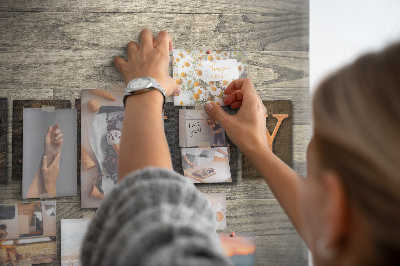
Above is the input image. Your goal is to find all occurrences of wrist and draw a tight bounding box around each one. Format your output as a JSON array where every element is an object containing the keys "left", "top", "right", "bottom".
[
  {"left": 43, "top": 182, "right": 56, "bottom": 197},
  {"left": 125, "top": 90, "right": 164, "bottom": 110}
]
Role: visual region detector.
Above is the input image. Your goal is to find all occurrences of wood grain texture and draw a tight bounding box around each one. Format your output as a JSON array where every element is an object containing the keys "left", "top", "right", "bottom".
[
  {"left": 0, "top": 51, "right": 308, "bottom": 89},
  {"left": 0, "top": 12, "right": 308, "bottom": 51},
  {"left": 0, "top": 0, "right": 308, "bottom": 14},
  {"left": 0, "top": 0, "right": 310, "bottom": 264}
]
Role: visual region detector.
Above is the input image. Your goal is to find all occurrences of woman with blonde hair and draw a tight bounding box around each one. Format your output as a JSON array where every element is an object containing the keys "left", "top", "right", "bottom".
[{"left": 82, "top": 29, "right": 400, "bottom": 266}]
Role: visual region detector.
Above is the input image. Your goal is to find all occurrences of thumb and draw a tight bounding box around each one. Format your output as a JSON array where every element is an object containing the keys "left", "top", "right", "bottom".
[
  {"left": 42, "top": 156, "right": 48, "bottom": 171},
  {"left": 52, "top": 151, "right": 61, "bottom": 166},
  {"left": 205, "top": 102, "right": 231, "bottom": 128}
]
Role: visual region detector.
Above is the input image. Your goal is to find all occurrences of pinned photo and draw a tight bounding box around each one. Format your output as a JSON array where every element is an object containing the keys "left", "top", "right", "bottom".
[
  {"left": 173, "top": 49, "right": 247, "bottom": 106},
  {"left": 61, "top": 219, "right": 92, "bottom": 266},
  {"left": 81, "top": 89, "right": 124, "bottom": 208},
  {"left": 206, "top": 193, "right": 226, "bottom": 230},
  {"left": 0, "top": 201, "right": 57, "bottom": 265},
  {"left": 22, "top": 108, "right": 77, "bottom": 198},
  {"left": 219, "top": 233, "right": 256, "bottom": 266},
  {"left": 181, "top": 147, "right": 231, "bottom": 183},
  {"left": 179, "top": 109, "right": 225, "bottom": 147}
]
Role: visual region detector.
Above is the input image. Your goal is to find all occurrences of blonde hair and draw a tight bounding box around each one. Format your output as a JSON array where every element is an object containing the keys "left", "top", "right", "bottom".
[{"left": 312, "top": 43, "right": 400, "bottom": 264}]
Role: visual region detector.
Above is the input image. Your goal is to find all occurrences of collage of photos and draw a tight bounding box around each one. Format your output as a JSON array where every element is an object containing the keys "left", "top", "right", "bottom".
[
  {"left": 61, "top": 219, "right": 92, "bottom": 265},
  {"left": 22, "top": 109, "right": 77, "bottom": 198},
  {"left": 0, "top": 201, "right": 57, "bottom": 265},
  {"left": 80, "top": 89, "right": 124, "bottom": 208},
  {"left": 173, "top": 49, "right": 247, "bottom": 106}
]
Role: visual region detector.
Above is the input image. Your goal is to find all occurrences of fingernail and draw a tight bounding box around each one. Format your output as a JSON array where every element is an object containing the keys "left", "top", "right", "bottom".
[
  {"left": 177, "top": 86, "right": 182, "bottom": 94},
  {"left": 206, "top": 102, "right": 214, "bottom": 111},
  {"left": 43, "top": 156, "right": 47, "bottom": 159}
]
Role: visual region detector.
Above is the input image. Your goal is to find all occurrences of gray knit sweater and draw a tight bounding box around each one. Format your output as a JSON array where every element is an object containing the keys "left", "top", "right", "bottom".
[{"left": 81, "top": 167, "right": 232, "bottom": 266}]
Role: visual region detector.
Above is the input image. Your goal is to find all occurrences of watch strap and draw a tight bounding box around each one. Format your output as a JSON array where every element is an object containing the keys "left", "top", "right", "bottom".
[{"left": 123, "top": 77, "right": 166, "bottom": 108}]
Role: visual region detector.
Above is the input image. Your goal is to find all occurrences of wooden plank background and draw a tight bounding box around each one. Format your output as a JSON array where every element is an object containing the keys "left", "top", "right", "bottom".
[{"left": 0, "top": 0, "right": 310, "bottom": 265}]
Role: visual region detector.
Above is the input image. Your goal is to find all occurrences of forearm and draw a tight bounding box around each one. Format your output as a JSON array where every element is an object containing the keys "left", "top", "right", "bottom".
[
  {"left": 119, "top": 91, "right": 172, "bottom": 181},
  {"left": 244, "top": 145, "right": 306, "bottom": 240},
  {"left": 26, "top": 156, "right": 45, "bottom": 198}
]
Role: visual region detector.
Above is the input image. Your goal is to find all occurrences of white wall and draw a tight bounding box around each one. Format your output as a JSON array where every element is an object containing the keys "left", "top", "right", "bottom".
[{"left": 310, "top": 0, "right": 400, "bottom": 92}]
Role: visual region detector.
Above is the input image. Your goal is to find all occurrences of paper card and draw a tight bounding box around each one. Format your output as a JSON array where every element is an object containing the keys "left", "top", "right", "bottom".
[
  {"left": 61, "top": 219, "right": 92, "bottom": 265},
  {"left": 181, "top": 147, "right": 231, "bottom": 183},
  {"left": 219, "top": 233, "right": 256, "bottom": 266},
  {"left": 0, "top": 98, "right": 7, "bottom": 184},
  {"left": 22, "top": 108, "right": 77, "bottom": 199},
  {"left": 179, "top": 109, "right": 226, "bottom": 147},
  {"left": 81, "top": 89, "right": 124, "bottom": 208},
  {"left": 12, "top": 100, "right": 71, "bottom": 181},
  {"left": 205, "top": 193, "right": 226, "bottom": 230},
  {"left": 173, "top": 49, "right": 247, "bottom": 106},
  {"left": 0, "top": 201, "right": 57, "bottom": 265}
]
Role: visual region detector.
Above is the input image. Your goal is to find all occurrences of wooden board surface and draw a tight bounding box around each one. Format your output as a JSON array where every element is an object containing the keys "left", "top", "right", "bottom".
[{"left": 0, "top": 0, "right": 310, "bottom": 265}]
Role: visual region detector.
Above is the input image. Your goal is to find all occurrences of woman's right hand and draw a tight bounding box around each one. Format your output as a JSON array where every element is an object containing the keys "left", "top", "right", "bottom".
[
  {"left": 205, "top": 78, "right": 269, "bottom": 156},
  {"left": 44, "top": 124, "right": 63, "bottom": 165}
]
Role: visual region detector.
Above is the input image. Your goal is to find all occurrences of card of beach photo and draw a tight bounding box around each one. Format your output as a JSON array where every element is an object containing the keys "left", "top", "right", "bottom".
[
  {"left": 81, "top": 89, "right": 124, "bottom": 208},
  {"left": 205, "top": 193, "right": 226, "bottom": 230},
  {"left": 181, "top": 147, "right": 231, "bottom": 183},
  {"left": 219, "top": 233, "right": 256, "bottom": 266},
  {"left": 61, "top": 219, "right": 92, "bottom": 266},
  {"left": 0, "top": 201, "right": 57, "bottom": 265},
  {"left": 179, "top": 109, "right": 225, "bottom": 147},
  {"left": 22, "top": 108, "right": 77, "bottom": 198}
]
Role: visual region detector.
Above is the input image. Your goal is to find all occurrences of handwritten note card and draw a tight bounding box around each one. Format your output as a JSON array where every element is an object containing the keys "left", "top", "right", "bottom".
[{"left": 173, "top": 49, "right": 247, "bottom": 106}]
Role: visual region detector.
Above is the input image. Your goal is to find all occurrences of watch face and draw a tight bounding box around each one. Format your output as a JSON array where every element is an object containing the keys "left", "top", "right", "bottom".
[{"left": 131, "top": 77, "right": 151, "bottom": 90}]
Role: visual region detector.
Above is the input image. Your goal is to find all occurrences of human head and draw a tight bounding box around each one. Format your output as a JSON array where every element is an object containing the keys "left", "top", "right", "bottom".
[
  {"left": 0, "top": 224, "right": 6, "bottom": 230},
  {"left": 208, "top": 119, "right": 214, "bottom": 125},
  {"left": 303, "top": 42, "right": 400, "bottom": 265}
]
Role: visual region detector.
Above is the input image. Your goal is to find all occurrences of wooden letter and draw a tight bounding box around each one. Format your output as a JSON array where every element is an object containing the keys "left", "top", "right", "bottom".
[{"left": 266, "top": 114, "right": 289, "bottom": 150}]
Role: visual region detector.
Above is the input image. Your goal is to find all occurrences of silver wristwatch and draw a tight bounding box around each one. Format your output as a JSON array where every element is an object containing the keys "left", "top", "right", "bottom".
[{"left": 123, "top": 77, "right": 166, "bottom": 107}]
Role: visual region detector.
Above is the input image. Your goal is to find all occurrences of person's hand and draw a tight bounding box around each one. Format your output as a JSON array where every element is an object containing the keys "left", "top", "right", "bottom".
[
  {"left": 41, "top": 152, "right": 61, "bottom": 197},
  {"left": 188, "top": 161, "right": 197, "bottom": 167},
  {"left": 44, "top": 124, "right": 63, "bottom": 165},
  {"left": 113, "top": 29, "right": 180, "bottom": 97},
  {"left": 204, "top": 78, "right": 268, "bottom": 155}
]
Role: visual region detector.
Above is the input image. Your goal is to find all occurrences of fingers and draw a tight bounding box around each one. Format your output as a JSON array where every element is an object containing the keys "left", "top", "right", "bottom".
[
  {"left": 171, "top": 85, "right": 182, "bottom": 96},
  {"left": 126, "top": 41, "right": 139, "bottom": 59},
  {"left": 139, "top": 29, "right": 156, "bottom": 52},
  {"left": 55, "top": 133, "right": 63, "bottom": 141},
  {"left": 113, "top": 56, "right": 127, "bottom": 74},
  {"left": 155, "top": 31, "right": 173, "bottom": 52},
  {"left": 205, "top": 102, "right": 231, "bottom": 128},
  {"left": 57, "top": 139, "right": 64, "bottom": 147},
  {"left": 51, "top": 124, "right": 59, "bottom": 133},
  {"left": 223, "top": 90, "right": 243, "bottom": 109},
  {"left": 52, "top": 151, "right": 61, "bottom": 166},
  {"left": 45, "top": 126, "right": 52, "bottom": 138},
  {"left": 224, "top": 78, "right": 256, "bottom": 96}
]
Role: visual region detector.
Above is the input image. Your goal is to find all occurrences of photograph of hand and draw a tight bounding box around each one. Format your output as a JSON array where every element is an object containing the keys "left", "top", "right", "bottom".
[
  {"left": 22, "top": 108, "right": 77, "bottom": 199},
  {"left": 26, "top": 124, "right": 63, "bottom": 198}
]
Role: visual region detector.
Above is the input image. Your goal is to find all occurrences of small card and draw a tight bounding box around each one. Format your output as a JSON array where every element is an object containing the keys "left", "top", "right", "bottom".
[
  {"left": 61, "top": 219, "right": 92, "bottom": 265},
  {"left": 0, "top": 201, "right": 57, "bottom": 265},
  {"left": 205, "top": 193, "right": 226, "bottom": 231},
  {"left": 173, "top": 49, "right": 247, "bottom": 106},
  {"left": 219, "top": 233, "right": 256, "bottom": 266},
  {"left": 179, "top": 109, "right": 226, "bottom": 147}
]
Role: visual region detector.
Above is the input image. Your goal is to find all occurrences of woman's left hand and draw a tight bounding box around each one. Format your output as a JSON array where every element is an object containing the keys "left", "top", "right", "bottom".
[
  {"left": 42, "top": 152, "right": 61, "bottom": 197},
  {"left": 113, "top": 29, "right": 180, "bottom": 97}
]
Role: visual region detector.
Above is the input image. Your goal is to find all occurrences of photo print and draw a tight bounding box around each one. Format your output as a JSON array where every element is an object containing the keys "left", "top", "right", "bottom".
[
  {"left": 179, "top": 109, "right": 225, "bottom": 147},
  {"left": 173, "top": 49, "right": 247, "bottom": 106},
  {"left": 205, "top": 193, "right": 226, "bottom": 230},
  {"left": 181, "top": 147, "right": 231, "bottom": 183},
  {"left": 0, "top": 98, "right": 7, "bottom": 184},
  {"left": 22, "top": 108, "right": 77, "bottom": 198},
  {"left": 12, "top": 100, "right": 72, "bottom": 181},
  {"left": 81, "top": 89, "right": 124, "bottom": 208},
  {"left": 0, "top": 201, "right": 57, "bottom": 265},
  {"left": 61, "top": 219, "right": 92, "bottom": 266},
  {"left": 219, "top": 233, "right": 256, "bottom": 266}
]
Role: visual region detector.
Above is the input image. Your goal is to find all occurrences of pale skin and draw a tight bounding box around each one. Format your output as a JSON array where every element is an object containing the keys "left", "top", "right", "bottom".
[
  {"left": 115, "top": 29, "right": 372, "bottom": 265},
  {"left": 26, "top": 125, "right": 63, "bottom": 198}
]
